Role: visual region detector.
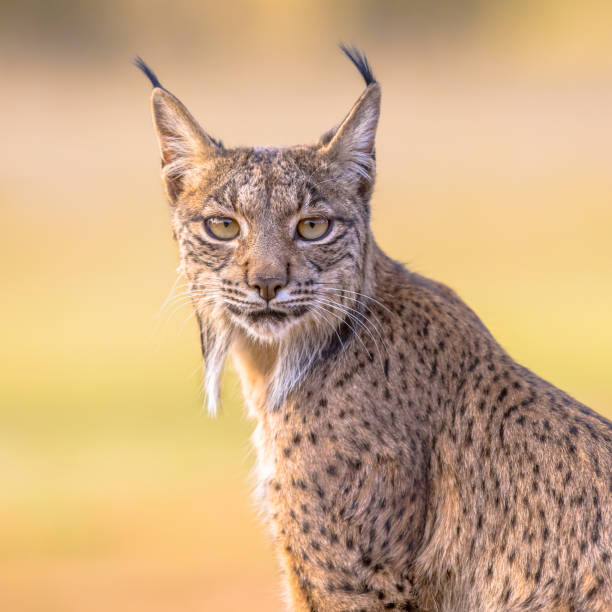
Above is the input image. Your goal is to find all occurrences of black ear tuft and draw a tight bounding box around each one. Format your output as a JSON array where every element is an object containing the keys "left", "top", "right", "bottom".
[
  {"left": 134, "top": 56, "right": 164, "bottom": 89},
  {"left": 339, "top": 44, "right": 376, "bottom": 86}
]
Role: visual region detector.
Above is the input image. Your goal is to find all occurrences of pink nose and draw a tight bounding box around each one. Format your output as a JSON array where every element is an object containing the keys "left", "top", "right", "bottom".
[{"left": 251, "top": 277, "right": 285, "bottom": 301}]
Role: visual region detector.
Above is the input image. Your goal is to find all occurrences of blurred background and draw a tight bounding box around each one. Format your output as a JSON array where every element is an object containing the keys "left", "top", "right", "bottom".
[{"left": 1, "top": 1, "right": 611, "bottom": 610}]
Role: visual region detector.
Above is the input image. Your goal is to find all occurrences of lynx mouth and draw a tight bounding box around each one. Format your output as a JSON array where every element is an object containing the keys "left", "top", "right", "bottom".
[
  {"left": 226, "top": 304, "right": 310, "bottom": 324},
  {"left": 247, "top": 310, "right": 288, "bottom": 323},
  {"left": 248, "top": 305, "right": 310, "bottom": 321}
]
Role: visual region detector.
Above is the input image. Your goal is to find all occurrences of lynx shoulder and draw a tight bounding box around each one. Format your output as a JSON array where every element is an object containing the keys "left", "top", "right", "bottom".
[{"left": 137, "top": 48, "right": 612, "bottom": 611}]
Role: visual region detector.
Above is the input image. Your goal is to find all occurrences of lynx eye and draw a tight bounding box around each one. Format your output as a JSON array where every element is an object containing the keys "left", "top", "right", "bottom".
[
  {"left": 204, "top": 217, "right": 240, "bottom": 240},
  {"left": 297, "top": 217, "right": 331, "bottom": 241}
]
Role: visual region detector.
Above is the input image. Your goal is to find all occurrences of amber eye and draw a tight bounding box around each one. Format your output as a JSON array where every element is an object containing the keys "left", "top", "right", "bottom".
[
  {"left": 297, "top": 217, "right": 331, "bottom": 241},
  {"left": 204, "top": 217, "right": 240, "bottom": 240}
]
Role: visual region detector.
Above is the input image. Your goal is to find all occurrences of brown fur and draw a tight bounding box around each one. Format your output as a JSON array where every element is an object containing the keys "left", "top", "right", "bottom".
[{"left": 138, "top": 51, "right": 612, "bottom": 610}]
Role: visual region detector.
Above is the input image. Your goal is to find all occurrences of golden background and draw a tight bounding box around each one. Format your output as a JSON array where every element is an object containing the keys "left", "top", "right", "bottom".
[{"left": 1, "top": 1, "right": 611, "bottom": 610}]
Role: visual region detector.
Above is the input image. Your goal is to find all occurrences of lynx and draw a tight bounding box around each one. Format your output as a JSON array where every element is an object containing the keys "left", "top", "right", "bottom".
[{"left": 137, "top": 48, "right": 612, "bottom": 611}]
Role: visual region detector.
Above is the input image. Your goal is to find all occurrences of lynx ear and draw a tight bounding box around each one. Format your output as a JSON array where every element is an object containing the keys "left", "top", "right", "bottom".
[
  {"left": 319, "top": 83, "right": 380, "bottom": 183},
  {"left": 151, "top": 88, "right": 222, "bottom": 203},
  {"left": 135, "top": 57, "right": 222, "bottom": 203},
  {"left": 319, "top": 45, "right": 380, "bottom": 185}
]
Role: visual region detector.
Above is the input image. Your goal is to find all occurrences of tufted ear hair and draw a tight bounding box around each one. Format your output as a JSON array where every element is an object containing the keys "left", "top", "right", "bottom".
[
  {"left": 318, "top": 46, "right": 381, "bottom": 186},
  {"left": 135, "top": 57, "right": 223, "bottom": 203}
]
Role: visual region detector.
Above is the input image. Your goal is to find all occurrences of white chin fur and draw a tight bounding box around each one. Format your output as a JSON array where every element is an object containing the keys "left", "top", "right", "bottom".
[
  {"left": 230, "top": 312, "right": 301, "bottom": 343},
  {"left": 203, "top": 309, "right": 327, "bottom": 412}
]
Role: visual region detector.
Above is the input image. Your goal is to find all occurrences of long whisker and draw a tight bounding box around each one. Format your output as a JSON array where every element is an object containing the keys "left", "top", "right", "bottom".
[
  {"left": 161, "top": 285, "right": 227, "bottom": 307},
  {"left": 310, "top": 283, "right": 395, "bottom": 316},
  {"left": 315, "top": 291, "right": 385, "bottom": 343},
  {"left": 314, "top": 292, "right": 386, "bottom": 343},
  {"left": 311, "top": 299, "right": 372, "bottom": 358},
  {"left": 162, "top": 290, "right": 225, "bottom": 314},
  {"left": 319, "top": 288, "right": 394, "bottom": 317},
  {"left": 316, "top": 298, "right": 388, "bottom": 367},
  {"left": 313, "top": 291, "right": 389, "bottom": 353},
  {"left": 153, "top": 293, "right": 226, "bottom": 341},
  {"left": 315, "top": 295, "right": 383, "bottom": 345},
  {"left": 156, "top": 274, "right": 189, "bottom": 318},
  {"left": 307, "top": 176, "right": 343, "bottom": 190},
  {"left": 158, "top": 290, "right": 248, "bottom": 321},
  {"left": 312, "top": 297, "right": 383, "bottom": 365},
  {"left": 152, "top": 297, "right": 195, "bottom": 342},
  {"left": 309, "top": 303, "right": 346, "bottom": 352},
  {"left": 177, "top": 307, "right": 197, "bottom": 336}
]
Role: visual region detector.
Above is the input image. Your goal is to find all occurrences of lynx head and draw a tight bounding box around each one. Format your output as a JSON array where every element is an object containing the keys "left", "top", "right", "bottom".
[{"left": 137, "top": 47, "right": 381, "bottom": 412}]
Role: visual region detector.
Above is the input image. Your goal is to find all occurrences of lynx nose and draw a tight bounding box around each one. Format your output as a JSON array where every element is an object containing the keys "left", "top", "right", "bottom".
[{"left": 251, "top": 277, "right": 286, "bottom": 302}]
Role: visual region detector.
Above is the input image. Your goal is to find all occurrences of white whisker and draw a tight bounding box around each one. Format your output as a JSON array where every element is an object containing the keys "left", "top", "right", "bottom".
[
  {"left": 311, "top": 299, "right": 371, "bottom": 358},
  {"left": 315, "top": 295, "right": 387, "bottom": 360},
  {"left": 312, "top": 297, "right": 384, "bottom": 366},
  {"left": 314, "top": 291, "right": 388, "bottom": 353},
  {"left": 312, "top": 283, "right": 395, "bottom": 316},
  {"left": 310, "top": 303, "right": 346, "bottom": 351}
]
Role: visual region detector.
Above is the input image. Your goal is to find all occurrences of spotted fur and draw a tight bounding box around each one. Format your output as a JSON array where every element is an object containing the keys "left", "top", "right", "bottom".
[{"left": 138, "top": 49, "right": 612, "bottom": 611}]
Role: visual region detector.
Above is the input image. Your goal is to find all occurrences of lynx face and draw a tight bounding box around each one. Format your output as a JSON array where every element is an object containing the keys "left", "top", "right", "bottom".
[
  {"left": 172, "top": 146, "right": 371, "bottom": 343},
  {"left": 138, "top": 50, "right": 380, "bottom": 410}
]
